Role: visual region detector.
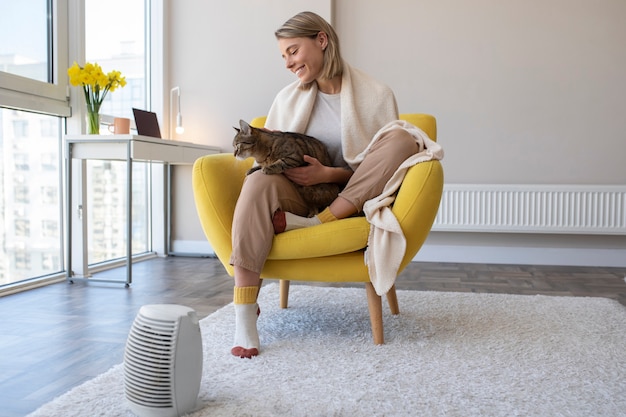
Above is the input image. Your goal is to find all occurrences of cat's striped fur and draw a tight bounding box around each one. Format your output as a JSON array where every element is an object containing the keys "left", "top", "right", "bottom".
[{"left": 233, "top": 119, "right": 340, "bottom": 215}]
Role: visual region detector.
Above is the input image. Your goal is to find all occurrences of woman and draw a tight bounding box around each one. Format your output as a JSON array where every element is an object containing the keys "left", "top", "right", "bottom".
[{"left": 230, "top": 11, "right": 419, "bottom": 358}]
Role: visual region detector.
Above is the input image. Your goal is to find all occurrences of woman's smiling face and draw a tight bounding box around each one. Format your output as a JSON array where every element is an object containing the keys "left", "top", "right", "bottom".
[{"left": 278, "top": 33, "right": 327, "bottom": 85}]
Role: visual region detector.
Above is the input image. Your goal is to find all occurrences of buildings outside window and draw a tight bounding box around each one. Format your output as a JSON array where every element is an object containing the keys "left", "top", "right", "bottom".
[{"left": 0, "top": 0, "right": 152, "bottom": 288}]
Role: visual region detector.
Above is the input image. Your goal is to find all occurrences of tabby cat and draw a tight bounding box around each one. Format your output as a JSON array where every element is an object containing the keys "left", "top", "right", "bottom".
[{"left": 233, "top": 119, "right": 340, "bottom": 215}]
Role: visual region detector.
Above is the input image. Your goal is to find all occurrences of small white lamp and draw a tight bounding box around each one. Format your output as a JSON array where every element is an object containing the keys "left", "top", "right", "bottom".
[{"left": 170, "top": 86, "right": 184, "bottom": 139}]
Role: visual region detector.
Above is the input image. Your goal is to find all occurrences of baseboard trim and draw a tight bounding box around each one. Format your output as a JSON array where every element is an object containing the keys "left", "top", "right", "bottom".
[
  {"left": 171, "top": 240, "right": 214, "bottom": 256},
  {"left": 413, "top": 243, "right": 626, "bottom": 267}
]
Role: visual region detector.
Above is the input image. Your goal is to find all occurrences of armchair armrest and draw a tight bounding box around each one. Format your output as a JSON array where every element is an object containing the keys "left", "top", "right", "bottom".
[{"left": 193, "top": 153, "right": 252, "bottom": 273}]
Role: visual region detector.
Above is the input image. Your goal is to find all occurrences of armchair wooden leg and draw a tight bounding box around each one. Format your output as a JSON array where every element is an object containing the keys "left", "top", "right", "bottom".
[
  {"left": 386, "top": 284, "right": 400, "bottom": 315},
  {"left": 365, "top": 282, "right": 384, "bottom": 345},
  {"left": 279, "top": 279, "right": 290, "bottom": 309}
]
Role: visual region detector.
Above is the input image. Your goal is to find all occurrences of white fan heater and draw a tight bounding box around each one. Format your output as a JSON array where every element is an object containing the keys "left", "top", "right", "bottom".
[{"left": 124, "top": 304, "right": 203, "bottom": 417}]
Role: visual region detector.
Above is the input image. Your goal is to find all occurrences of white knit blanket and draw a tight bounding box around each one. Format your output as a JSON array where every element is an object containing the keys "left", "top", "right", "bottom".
[
  {"left": 265, "top": 62, "right": 398, "bottom": 171},
  {"left": 363, "top": 120, "right": 444, "bottom": 295}
]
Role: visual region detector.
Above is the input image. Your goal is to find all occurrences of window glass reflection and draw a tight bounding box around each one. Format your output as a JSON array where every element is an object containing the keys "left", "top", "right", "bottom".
[{"left": 0, "top": 0, "right": 50, "bottom": 82}]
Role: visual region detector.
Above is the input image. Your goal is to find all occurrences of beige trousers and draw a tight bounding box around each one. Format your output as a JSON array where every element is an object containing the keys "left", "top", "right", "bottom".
[{"left": 230, "top": 128, "right": 418, "bottom": 273}]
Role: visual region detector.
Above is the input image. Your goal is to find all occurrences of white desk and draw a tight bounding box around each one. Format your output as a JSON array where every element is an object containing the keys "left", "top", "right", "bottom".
[{"left": 65, "top": 135, "right": 220, "bottom": 285}]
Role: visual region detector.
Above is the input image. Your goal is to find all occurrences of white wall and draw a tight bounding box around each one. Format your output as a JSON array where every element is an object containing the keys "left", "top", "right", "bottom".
[
  {"left": 168, "top": 0, "right": 626, "bottom": 266},
  {"left": 167, "top": 1, "right": 331, "bottom": 144},
  {"left": 335, "top": 0, "right": 626, "bottom": 185},
  {"left": 168, "top": 0, "right": 331, "bottom": 245}
]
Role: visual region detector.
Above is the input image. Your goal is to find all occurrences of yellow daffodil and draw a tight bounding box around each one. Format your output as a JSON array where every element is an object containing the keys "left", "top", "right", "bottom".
[{"left": 67, "top": 61, "right": 127, "bottom": 133}]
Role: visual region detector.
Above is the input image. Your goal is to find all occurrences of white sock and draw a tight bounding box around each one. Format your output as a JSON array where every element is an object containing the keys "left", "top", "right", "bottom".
[
  {"left": 284, "top": 211, "right": 321, "bottom": 231},
  {"left": 233, "top": 303, "right": 260, "bottom": 350}
]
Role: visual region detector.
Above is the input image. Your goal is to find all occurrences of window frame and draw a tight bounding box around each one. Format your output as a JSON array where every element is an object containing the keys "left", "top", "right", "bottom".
[
  {"left": 0, "top": 0, "right": 167, "bottom": 292},
  {"left": 0, "top": 0, "right": 70, "bottom": 117}
]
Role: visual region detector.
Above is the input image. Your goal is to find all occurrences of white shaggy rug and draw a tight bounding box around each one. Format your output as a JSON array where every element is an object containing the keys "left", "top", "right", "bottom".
[{"left": 28, "top": 284, "right": 626, "bottom": 417}]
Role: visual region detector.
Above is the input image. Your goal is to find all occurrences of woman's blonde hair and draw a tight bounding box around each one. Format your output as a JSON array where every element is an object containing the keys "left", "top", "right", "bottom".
[{"left": 275, "top": 11, "right": 343, "bottom": 87}]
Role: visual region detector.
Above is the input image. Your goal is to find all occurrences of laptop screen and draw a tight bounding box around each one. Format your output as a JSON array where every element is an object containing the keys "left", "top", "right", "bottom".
[{"left": 132, "top": 108, "right": 162, "bottom": 138}]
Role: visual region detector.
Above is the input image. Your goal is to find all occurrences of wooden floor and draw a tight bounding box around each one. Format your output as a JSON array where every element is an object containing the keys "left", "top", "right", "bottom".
[{"left": 1, "top": 256, "right": 625, "bottom": 417}]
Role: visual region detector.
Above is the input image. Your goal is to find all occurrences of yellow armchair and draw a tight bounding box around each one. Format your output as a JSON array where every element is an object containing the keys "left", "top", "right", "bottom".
[{"left": 192, "top": 114, "right": 443, "bottom": 344}]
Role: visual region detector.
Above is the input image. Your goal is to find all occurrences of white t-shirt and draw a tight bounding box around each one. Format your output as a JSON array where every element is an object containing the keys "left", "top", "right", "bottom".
[{"left": 305, "top": 91, "right": 350, "bottom": 169}]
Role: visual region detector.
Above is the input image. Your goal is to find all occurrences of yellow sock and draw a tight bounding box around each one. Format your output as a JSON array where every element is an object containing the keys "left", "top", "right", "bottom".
[
  {"left": 317, "top": 207, "right": 338, "bottom": 223},
  {"left": 234, "top": 285, "right": 258, "bottom": 304}
]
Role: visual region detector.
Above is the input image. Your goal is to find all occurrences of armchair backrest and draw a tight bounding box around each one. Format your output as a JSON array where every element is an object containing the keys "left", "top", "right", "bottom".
[
  {"left": 399, "top": 114, "right": 437, "bottom": 142},
  {"left": 250, "top": 113, "right": 437, "bottom": 142},
  {"left": 250, "top": 116, "right": 267, "bottom": 129}
]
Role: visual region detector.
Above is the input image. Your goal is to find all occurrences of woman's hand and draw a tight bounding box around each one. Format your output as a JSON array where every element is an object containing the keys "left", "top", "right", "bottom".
[
  {"left": 284, "top": 155, "right": 352, "bottom": 186},
  {"left": 284, "top": 155, "right": 327, "bottom": 186}
]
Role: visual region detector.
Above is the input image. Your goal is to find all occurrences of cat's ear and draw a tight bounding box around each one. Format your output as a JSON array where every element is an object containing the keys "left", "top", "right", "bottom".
[
  {"left": 233, "top": 126, "right": 240, "bottom": 133},
  {"left": 239, "top": 119, "right": 251, "bottom": 135}
]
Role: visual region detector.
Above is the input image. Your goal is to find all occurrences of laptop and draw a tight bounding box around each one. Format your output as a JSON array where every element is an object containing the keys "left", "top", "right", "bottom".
[{"left": 132, "top": 108, "right": 162, "bottom": 138}]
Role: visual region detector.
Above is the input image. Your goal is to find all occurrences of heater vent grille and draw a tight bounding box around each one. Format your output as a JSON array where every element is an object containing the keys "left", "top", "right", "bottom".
[
  {"left": 124, "top": 312, "right": 178, "bottom": 408},
  {"left": 124, "top": 304, "right": 203, "bottom": 417}
]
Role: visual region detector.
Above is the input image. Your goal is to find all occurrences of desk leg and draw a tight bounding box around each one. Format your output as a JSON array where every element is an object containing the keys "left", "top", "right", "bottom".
[
  {"left": 66, "top": 145, "right": 89, "bottom": 282},
  {"left": 166, "top": 163, "right": 171, "bottom": 255},
  {"left": 126, "top": 142, "right": 132, "bottom": 286},
  {"left": 66, "top": 141, "right": 72, "bottom": 281},
  {"left": 74, "top": 160, "right": 89, "bottom": 278},
  {"left": 149, "top": 163, "right": 167, "bottom": 256}
]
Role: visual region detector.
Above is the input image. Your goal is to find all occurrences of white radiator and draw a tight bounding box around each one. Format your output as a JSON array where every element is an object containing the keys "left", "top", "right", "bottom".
[{"left": 432, "top": 184, "right": 626, "bottom": 235}]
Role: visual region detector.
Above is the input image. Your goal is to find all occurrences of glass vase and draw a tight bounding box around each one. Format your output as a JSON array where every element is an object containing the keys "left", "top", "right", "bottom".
[{"left": 86, "top": 109, "right": 100, "bottom": 134}]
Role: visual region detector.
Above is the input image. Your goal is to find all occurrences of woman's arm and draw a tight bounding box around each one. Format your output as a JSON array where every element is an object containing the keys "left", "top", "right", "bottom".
[{"left": 284, "top": 155, "right": 353, "bottom": 186}]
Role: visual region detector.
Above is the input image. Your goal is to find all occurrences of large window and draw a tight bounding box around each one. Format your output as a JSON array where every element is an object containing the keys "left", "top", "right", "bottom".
[
  {"left": 85, "top": 0, "right": 150, "bottom": 264},
  {"left": 0, "top": 0, "right": 155, "bottom": 288},
  {"left": 0, "top": 109, "right": 63, "bottom": 285},
  {"left": 85, "top": 0, "right": 146, "bottom": 122},
  {"left": 0, "top": 1, "right": 50, "bottom": 83},
  {"left": 0, "top": 0, "right": 69, "bottom": 116},
  {"left": 0, "top": 0, "right": 67, "bottom": 287},
  {"left": 85, "top": 161, "right": 150, "bottom": 264}
]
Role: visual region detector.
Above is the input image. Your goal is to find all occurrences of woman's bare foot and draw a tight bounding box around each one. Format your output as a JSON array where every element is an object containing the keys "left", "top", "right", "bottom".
[
  {"left": 272, "top": 209, "right": 322, "bottom": 234},
  {"left": 272, "top": 210, "right": 287, "bottom": 234},
  {"left": 231, "top": 346, "right": 259, "bottom": 358}
]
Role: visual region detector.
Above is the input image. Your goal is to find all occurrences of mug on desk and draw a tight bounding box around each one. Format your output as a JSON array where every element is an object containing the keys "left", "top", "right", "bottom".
[{"left": 108, "top": 117, "right": 131, "bottom": 134}]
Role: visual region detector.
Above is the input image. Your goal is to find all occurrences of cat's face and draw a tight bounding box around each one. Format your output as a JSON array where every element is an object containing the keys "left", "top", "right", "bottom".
[
  {"left": 233, "top": 120, "right": 256, "bottom": 160},
  {"left": 233, "top": 134, "right": 255, "bottom": 160}
]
